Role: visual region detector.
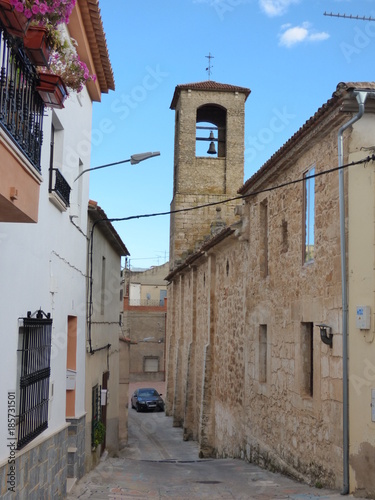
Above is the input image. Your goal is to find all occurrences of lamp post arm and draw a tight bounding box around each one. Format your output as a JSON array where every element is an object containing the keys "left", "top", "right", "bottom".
[
  {"left": 74, "top": 158, "right": 131, "bottom": 182},
  {"left": 74, "top": 151, "right": 160, "bottom": 182}
]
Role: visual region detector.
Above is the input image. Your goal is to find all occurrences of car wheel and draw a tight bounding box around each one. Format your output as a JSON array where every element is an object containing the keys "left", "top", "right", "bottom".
[{"left": 136, "top": 403, "right": 140, "bottom": 413}]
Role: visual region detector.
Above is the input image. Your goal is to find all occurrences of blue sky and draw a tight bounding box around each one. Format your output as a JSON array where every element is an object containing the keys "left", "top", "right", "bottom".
[{"left": 89, "top": 0, "right": 375, "bottom": 269}]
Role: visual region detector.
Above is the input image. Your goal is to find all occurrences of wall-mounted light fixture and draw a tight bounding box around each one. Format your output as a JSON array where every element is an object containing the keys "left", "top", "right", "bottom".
[{"left": 316, "top": 323, "right": 333, "bottom": 348}]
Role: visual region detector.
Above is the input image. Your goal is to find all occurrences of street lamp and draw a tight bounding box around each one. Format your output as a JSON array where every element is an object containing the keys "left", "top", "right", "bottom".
[
  {"left": 74, "top": 151, "right": 160, "bottom": 182},
  {"left": 86, "top": 150, "right": 160, "bottom": 354}
]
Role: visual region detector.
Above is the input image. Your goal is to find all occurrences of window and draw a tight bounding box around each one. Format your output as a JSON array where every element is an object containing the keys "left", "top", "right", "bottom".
[
  {"left": 49, "top": 123, "right": 71, "bottom": 209},
  {"left": 91, "top": 384, "right": 101, "bottom": 448},
  {"left": 17, "top": 310, "right": 52, "bottom": 450},
  {"left": 303, "top": 166, "right": 315, "bottom": 263},
  {"left": 281, "top": 219, "right": 288, "bottom": 253},
  {"left": 260, "top": 199, "right": 268, "bottom": 277},
  {"left": 195, "top": 105, "right": 226, "bottom": 158},
  {"left": 101, "top": 256, "right": 106, "bottom": 315},
  {"left": 159, "top": 289, "right": 167, "bottom": 306},
  {"left": 144, "top": 357, "right": 159, "bottom": 373},
  {"left": 301, "top": 322, "right": 314, "bottom": 397},
  {"left": 66, "top": 316, "right": 77, "bottom": 418},
  {"left": 259, "top": 325, "right": 267, "bottom": 383}
]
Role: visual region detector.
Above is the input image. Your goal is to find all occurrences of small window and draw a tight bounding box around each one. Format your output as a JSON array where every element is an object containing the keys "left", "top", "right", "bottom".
[
  {"left": 101, "top": 256, "right": 106, "bottom": 315},
  {"left": 260, "top": 199, "right": 268, "bottom": 277},
  {"left": 281, "top": 219, "right": 288, "bottom": 253},
  {"left": 301, "top": 322, "right": 314, "bottom": 397},
  {"left": 303, "top": 166, "right": 315, "bottom": 263},
  {"left": 49, "top": 122, "right": 71, "bottom": 209},
  {"left": 144, "top": 357, "right": 159, "bottom": 373},
  {"left": 259, "top": 325, "right": 267, "bottom": 383},
  {"left": 91, "top": 384, "right": 101, "bottom": 448}
]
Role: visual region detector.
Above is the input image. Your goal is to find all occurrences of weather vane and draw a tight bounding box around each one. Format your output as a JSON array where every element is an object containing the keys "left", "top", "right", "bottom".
[{"left": 205, "top": 52, "right": 214, "bottom": 80}]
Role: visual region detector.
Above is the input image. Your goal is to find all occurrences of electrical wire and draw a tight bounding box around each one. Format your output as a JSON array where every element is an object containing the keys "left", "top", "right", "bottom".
[
  {"left": 87, "top": 153, "right": 375, "bottom": 354},
  {"left": 92, "top": 154, "right": 375, "bottom": 225}
]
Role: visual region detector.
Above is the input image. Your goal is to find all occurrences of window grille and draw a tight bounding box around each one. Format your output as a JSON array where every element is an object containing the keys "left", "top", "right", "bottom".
[
  {"left": 17, "top": 309, "right": 52, "bottom": 450},
  {"left": 91, "top": 384, "right": 101, "bottom": 448}
]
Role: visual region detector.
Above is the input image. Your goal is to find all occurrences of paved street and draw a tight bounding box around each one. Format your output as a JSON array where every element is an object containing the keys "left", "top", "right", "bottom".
[{"left": 67, "top": 383, "right": 365, "bottom": 499}]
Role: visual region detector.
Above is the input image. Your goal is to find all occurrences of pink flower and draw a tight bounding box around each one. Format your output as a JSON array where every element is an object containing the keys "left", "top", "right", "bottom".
[{"left": 14, "top": 2, "right": 24, "bottom": 12}]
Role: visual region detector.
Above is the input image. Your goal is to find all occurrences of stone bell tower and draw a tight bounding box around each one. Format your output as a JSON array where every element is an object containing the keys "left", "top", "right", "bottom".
[{"left": 169, "top": 80, "right": 251, "bottom": 269}]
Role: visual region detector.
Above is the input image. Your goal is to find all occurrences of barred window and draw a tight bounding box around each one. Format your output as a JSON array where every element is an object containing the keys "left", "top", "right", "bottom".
[
  {"left": 17, "top": 310, "right": 52, "bottom": 450},
  {"left": 91, "top": 384, "right": 101, "bottom": 448}
]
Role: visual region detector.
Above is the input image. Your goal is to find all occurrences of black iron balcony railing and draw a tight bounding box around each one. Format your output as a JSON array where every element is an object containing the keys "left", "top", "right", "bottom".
[
  {"left": 0, "top": 24, "right": 44, "bottom": 173},
  {"left": 49, "top": 167, "right": 71, "bottom": 207}
]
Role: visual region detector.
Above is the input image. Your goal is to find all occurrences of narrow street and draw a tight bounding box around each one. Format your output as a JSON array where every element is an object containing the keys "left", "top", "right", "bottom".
[{"left": 67, "top": 384, "right": 364, "bottom": 499}]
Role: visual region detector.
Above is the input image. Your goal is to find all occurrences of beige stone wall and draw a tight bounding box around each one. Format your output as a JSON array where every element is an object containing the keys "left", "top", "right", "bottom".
[
  {"left": 119, "top": 338, "right": 130, "bottom": 449},
  {"left": 166, "top": 107, "right": 356, "bottom": 489},
  {"left": 347, "top": 114, "right": 375, "bottom": 498}
]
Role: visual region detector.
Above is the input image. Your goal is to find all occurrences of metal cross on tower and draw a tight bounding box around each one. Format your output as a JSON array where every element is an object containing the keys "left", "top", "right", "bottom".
[{"left": 205, "top": 52, "right": 214, "bottom": 80}]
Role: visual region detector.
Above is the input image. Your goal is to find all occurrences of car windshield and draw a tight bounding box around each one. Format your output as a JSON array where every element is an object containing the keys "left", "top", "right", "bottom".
[{"left": 138, "top": 389, "right": 159, "bottom": 397}]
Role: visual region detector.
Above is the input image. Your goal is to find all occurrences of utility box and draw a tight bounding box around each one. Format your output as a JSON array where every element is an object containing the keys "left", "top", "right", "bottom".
[
  {"left": 66, "top": 369, "right": 76, "bottom": 390},
  {"left": 356, "top": 305, "right": 371, "bottom": 330},
  {"left": 101, "top": 389, "right": 107, "bottom": 406}
]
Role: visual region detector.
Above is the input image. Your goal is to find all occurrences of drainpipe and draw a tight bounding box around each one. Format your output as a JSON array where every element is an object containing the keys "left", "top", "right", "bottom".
[{"left": 338, "top": 90, "right": 367, "bottom": 495}]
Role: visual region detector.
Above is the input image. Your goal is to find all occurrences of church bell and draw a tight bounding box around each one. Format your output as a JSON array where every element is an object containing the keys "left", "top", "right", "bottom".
[{"left": 207, "top": 131, "right": 217, "bottom": 155}]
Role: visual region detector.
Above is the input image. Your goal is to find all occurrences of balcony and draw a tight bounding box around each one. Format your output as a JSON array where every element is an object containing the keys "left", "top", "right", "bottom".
[
  {"left": 49, "top": 168, "right": 71, "bottom": 210},
  {"left": 0, "top": 24, "right": 45, "bottom": 222}
]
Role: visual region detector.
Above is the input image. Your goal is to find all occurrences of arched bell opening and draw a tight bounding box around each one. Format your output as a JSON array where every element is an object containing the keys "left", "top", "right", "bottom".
[{"left": 195, "top": 104, "right": 226, "bottom": 158}]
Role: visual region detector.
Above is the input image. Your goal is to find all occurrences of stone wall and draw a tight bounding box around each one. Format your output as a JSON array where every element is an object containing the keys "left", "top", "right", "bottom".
[
  {"left": 166, "top": 109, "right": 349, "bottom": 489},
  {"left": 66, "top": 415, "right": 85, "bottom": 481},
  {"left": 0, "top": 426, "right": 68, "bottom": 499}
]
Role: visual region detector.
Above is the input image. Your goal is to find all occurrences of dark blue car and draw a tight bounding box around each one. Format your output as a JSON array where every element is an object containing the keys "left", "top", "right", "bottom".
[{"left": 131, "top": 388, "right": 165, "bottom": 412}]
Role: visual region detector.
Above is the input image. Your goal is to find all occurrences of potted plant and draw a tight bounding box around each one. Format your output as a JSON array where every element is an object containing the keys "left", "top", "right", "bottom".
[
  {"left": 36, "top": 72, "right": 68, "bottom": 109},
  {"left": 8, "top": 0, "right": 76, "bottom": 27},
  {"left": 92, "top": 420, "right": 105, "bottom": 450},
  {"left": 35, "top": 30, "right": 95, "bottom": 107},
  {"left": 23, "top": 21, "right": 67, "bottom": 67},
  {"left": 0, "top": 0, "right": 29, "bottom": 37},
  {"left": 40, "top": 39, "right": 96, "bottom": 93}
]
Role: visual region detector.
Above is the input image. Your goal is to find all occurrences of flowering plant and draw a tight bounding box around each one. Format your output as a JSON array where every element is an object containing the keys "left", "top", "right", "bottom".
[
  {"left": 40, "top": 40, "right": 96, "bottom": 93},
  {"left": 10, "top": 0, "right": 76, "bottom": 26}
]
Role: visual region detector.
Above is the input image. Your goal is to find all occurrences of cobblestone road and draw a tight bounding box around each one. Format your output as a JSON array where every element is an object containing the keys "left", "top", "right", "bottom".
[{"left": 67, "top": 382, "right": 365, "bottom": 499}]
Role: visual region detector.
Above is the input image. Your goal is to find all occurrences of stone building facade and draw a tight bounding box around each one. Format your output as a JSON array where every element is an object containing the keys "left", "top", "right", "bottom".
[
  {"left": 169, "top": 81, "right": 250, "bottom": 266},
  {"left": 166, "top": 81, "right": 375, "bottom": 496},
  {"left": 123, "top": 263, "right": 168, "bottom": 382}
]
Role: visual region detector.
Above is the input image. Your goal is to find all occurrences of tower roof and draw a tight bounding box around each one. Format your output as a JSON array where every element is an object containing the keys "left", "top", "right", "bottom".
[{"left": 170, "top": 80, "right": 251, "bottom": 109}]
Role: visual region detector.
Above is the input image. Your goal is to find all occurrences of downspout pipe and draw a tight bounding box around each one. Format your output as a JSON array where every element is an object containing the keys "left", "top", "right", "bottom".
[{"left": 338, "top": 90, "right": 367, "bottom": 495}]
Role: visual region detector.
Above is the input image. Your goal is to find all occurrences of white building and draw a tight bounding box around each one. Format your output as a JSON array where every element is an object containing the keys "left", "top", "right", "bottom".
[{"left": 0, "top": 2, "right": 114, "bottom": 496}]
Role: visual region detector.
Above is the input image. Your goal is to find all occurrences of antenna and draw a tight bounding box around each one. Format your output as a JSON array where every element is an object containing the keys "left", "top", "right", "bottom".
[
  {"left": 205, "top": 52, "right": 214, "bottom": 80},
  {"left": 324, "top": 11, "right": 375, "bottom": 22}
]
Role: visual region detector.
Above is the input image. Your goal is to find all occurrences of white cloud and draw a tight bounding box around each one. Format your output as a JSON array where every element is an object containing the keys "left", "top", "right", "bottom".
[
  {"left": 259, "top": 0, "right": 299, "bottom": 17},
  {"left": 279, "top": 22, "right": 330, "bottom": 47},
  {"left": 309, "top": 32, "right": 330, "bottom": 42}
]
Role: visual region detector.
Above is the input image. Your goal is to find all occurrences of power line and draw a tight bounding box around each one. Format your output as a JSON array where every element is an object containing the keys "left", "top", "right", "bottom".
[{"left": 102, "top": 154, "right": 375, "bottom": 225}]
